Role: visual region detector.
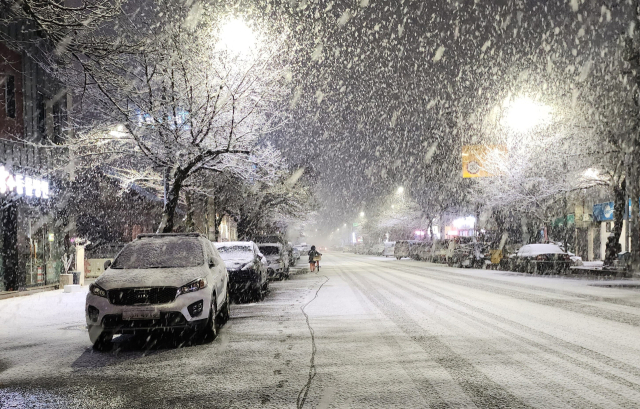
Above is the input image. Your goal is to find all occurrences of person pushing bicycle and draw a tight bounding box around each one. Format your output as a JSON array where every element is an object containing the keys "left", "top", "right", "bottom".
[{"left": 308, "top": 245, "right": 322, "bottom": 272}]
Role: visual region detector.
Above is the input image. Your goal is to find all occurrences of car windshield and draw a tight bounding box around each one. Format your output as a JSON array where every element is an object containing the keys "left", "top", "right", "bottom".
[
  {"left": 111, "top": 238, "right": 203, "bottom": 269},
  {"left": 216, "top": 245, "right": 253, "bottom": 260},
  {"left": 259, "top": 246, "right": 280, "bottom": 256}
]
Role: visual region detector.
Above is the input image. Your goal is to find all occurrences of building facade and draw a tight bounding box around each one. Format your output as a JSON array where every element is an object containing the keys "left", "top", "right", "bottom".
[{"left": 0, "top": 22, "right": 71, "bottom": 291}]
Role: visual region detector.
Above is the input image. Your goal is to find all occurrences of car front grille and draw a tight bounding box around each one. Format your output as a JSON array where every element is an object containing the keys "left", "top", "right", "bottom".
[{"left": 107, "top": 287, "right": 178, "bottom": 306}]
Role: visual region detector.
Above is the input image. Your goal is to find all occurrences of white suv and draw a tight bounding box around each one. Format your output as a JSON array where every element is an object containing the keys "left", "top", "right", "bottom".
[{"left": 86, "top": 233, "right": 229, "bottom": 351}]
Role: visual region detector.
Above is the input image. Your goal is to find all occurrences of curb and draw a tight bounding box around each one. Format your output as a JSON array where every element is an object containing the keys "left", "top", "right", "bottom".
[{"left": 0, "top": 284, "right": 60, "bottom": 300}]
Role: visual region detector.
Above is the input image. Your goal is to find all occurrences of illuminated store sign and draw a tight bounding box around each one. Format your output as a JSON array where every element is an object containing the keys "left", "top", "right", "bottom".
[{"left": 0, "top": 166, "right": 50, "bottom": 198}]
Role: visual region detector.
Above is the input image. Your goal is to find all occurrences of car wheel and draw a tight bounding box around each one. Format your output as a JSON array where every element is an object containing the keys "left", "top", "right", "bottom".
[
  {"left": 202, "top": 296, "right": 218, "bottom": 341},
  {"left": 92, "top": 331, "right": 113, "bottom": 352},
  {"left": 219, "top": 290, "right": 230, "bottom": 325},
  {"left": 254, "top": 285, "right": 264, "bottom": 301}
]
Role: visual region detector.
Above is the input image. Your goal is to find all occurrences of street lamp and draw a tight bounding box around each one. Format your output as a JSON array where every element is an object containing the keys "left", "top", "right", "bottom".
[
  {"left": 502, "top": 96, "right": 552, "bottom": 132},
  {"left": 359, "top": 211, "right": 365, "bottom": 217},
  {"left": 397, "top": 186, "right": 404, "bottom": 194},
  {"left": 218, "top": 18, "right": 257, "bottom": 55}
]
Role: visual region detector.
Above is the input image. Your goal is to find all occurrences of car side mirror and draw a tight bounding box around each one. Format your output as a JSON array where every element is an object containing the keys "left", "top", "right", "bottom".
[{"left": 104, "top": 259, "right": 112, "bottom": 270}]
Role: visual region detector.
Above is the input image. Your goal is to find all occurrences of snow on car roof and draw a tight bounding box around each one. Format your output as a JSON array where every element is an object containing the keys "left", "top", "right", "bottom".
[
  {"left": 258, "top": 242, "right": 282, "bottom": 247},
  {"left": 214, "top": 241, "right": 254, "bottom": 247},
  {"left": 517, "top": 244, "right": 565, "bottom": 256}
]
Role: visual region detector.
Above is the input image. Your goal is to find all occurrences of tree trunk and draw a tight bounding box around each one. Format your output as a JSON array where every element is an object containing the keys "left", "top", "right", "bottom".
[
  {"left": 605, "top": 179, "right": 626, "bottom": 266},
  {"left": 184, "top": 190, "right": 195, "bottom": 232},
  {"left": 157, "top": 170, "right": 187, "bottom": 233},
  {"left": 630, "top": 176, "right": 640, "bottom": 272}
]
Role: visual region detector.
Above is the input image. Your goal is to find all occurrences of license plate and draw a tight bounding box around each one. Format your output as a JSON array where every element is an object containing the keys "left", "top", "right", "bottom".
[{"left": 122, "top": 310, "right": 160, "bottom": 320}]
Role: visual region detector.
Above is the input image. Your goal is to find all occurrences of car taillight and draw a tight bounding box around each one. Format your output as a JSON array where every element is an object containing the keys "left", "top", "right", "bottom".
[{"left": 536, "top": 254, "right": 548, "bottom": 261}]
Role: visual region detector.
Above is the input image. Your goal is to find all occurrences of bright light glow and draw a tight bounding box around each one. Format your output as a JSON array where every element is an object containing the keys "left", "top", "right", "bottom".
[
  {"left": 0, "top": 166, "right": 49, "bottom": 198},
  {"left": 360, "top": 211, "right": 365, "bottom": 217},
  {"left": 343, "top": 223, "right": 347, "bottom": 227},
  {"left": 415, "top": 230, "right": 425, "bottom": 236},
  {"left": 218, "top": 18, "right": 257, "bottom": 55},
  {"left": 452, "top": 216, "right": 476, "bottom": 229},
  {"left": 503, "top": 96, "right": 552, "bottom": 132},
  {"left": 397, "top": 186, "right": 404, "bottom": 194},
  {"left": 583, "top": 168, "right": 600, "bottom": 179}
]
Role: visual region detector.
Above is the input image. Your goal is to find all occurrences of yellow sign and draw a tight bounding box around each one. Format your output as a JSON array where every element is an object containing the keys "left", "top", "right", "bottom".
[
  {"left": 462, "top": 145, "right": 507, "bottom": 178},
  {"left": 489, "top": 249, "right": 503, "bottom": 265}
]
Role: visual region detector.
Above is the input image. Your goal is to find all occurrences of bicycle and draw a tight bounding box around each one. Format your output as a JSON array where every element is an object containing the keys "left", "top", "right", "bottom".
[{"left": 312, "top": 255, "right": 321, "bottom": 272}]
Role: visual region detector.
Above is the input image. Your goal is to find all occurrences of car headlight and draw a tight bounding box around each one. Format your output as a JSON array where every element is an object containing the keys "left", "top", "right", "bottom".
[
  {"left": 177, "top": 278, "right": 207, "bottom": 296},
  {"left": 89, "top": 283, "right": 107, "bottom": 298}
]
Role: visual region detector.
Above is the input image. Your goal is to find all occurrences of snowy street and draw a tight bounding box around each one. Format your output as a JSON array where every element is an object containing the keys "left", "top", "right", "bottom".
[{"left": 2, "top": 252, "right": 640, "bottom": 408}]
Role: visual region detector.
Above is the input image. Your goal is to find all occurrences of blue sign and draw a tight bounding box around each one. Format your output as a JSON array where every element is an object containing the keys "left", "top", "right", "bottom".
[
  {"left": 593, "top": 202, "right": 614, "bottom": 221},
  {"left": 593, "top": 199, "right": 640, "bottom": 222}
]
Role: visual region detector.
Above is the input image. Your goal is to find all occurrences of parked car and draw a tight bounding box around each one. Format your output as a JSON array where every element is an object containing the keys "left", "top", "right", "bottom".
[
  {"left": 258, "top": 243, "right": 290, "bottom": 280},
  {"left": 370, "top": 243, "right": 384, "bottom": 256},
  {"left": 86, "top": 233, "right": 230, "bottom": 351},
  {"left": 383, "top": 241, "right": 395, "bottom": 257},
  {"left": 394, "top": 240, "right": 411, "bottom": 259},
  {"left": 290, "top": 246, "right": 301, "bottom": 266},
  {"left": 509, "top": 243, "right": 572, "bottom": 274},
  {"left": 430, "top": 239, "right": 450, "bottom": 263},
  {"left": 295, "top": 244, "right": 311, "bottom": 255},
  {"left": 215, "top": 241, "right": 268, "bottom": 302},
  {"left": 447, "top": 237, "right": 485, "bottom": 268},
  {"left": 409, "top": 241, "right": 423, "bottom": 260},
  {"left": 415, "top": 241, "right": 432, "bottom": 261}
]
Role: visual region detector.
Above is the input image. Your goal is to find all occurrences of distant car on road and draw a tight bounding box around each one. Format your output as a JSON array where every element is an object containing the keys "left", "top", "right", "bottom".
[
  {"left": 258, "top": 243, "right": 290, "bottom": 280},
  {"left": 509, "top": 243, "right": 572, "bottom": 274},
  {"left": 86, "top": 233, "right": 230, "bottom": 351},
  {"left": 394, "top": 240, "right": 411, "bottom": 259},
  {"left": 215, "top": 241, "right": 268, "bottom": 302},
  {"left": 369, "top": 243, "right": 384, "bottom": 256},
  {"left": 383, "top": 241, "right": 395, "bottom": 257}
]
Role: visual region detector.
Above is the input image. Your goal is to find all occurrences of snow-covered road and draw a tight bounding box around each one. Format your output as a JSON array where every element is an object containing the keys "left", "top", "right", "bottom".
[{"left": 2, "top": 252, "right": 640, "bottom": 408}]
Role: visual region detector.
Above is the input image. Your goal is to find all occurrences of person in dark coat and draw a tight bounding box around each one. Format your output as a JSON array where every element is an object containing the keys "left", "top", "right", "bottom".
[{"left": 308, "top": 245, "right": 322, "bottom": 272}]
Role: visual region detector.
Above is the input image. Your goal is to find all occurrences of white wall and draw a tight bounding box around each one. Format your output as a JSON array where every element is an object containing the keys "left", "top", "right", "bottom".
[{"left": 599, "top": 220, "right": 629, "bottom": 260}]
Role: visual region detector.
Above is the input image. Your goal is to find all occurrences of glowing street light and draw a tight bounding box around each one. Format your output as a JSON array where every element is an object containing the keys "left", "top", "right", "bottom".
[
  {"left": 502, "top": 96, "right": 552, "bottom": 133},
  {"left": 359, "top": 211, "right": 365, "bottom": 217},
  {"left": 397, "top": 186, "right": 404, "bottom": 194},
  {"left": 218, "top": 18, "right": 257, "bottom": 55}
]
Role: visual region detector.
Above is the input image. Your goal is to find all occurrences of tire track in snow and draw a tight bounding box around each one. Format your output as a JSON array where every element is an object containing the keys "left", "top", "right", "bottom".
[
  {"left": 353, "top": 257, "right": 640, "bottom": 327},
  {"left": 296, "top": 275, "right": 329, "bottom": 409},
  {"left": 338, "top": 265, "right": 535, "bottom": 409},
  {"left": 362, "top": 268, "right": 637, "bottom": 408},
  {"left": 360, "top": 260, "right": 640, "bottom": 398},
  {"left": 354, "top": 257, "right": 640, "bottom": 380},
  {"left": 335, "top": 268, "right": 456, "bottom": 408}
]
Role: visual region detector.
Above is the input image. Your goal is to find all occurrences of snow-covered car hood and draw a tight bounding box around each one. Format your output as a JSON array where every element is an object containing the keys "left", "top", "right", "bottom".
[
  {"left": 95, "top": 265, "right": 208, "bottom": 290},
  {"left": 517, "top": 244, "right": 566, "bottom": 257},
  {"left": 222, "top": 256, "right": 253, "bottom": 271}
]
